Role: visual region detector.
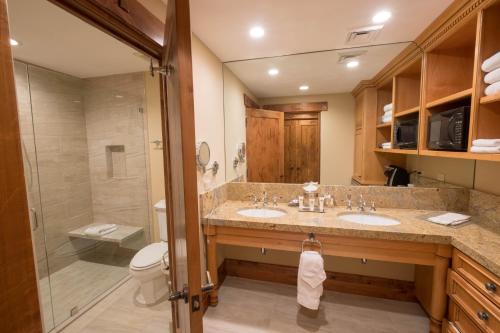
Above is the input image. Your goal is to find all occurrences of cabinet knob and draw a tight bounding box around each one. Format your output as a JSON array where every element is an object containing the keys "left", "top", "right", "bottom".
[
  {"left": 477, "top": 310, "right": 489, "bottom": 321},
  {"left": 485, "top": 282, "right": 497, "bottom": 292}
]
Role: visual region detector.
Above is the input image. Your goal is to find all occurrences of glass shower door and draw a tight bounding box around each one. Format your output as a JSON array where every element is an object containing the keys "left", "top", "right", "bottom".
[{"left": 14, "top": 61, "right": 56, "bottom": 332}]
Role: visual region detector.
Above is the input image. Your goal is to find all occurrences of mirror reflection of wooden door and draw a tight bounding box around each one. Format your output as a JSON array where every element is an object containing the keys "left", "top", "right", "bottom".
[
  {"left": 284, "top": 113, "right": 320, "bottom": 183},
  {"left": 246, "top": 108, "right": 284, "bottom": 182},
  {"left": 161, "top": 0, "right": 203, "bottom": 332}
]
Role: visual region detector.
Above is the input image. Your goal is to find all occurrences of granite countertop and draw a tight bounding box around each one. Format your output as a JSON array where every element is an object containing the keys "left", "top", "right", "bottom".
[{"left": 203, "top": 200, "right": 500, "bottom": 277}]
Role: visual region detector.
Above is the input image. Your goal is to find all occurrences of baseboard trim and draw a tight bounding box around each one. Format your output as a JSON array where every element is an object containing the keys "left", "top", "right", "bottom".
[{"left": 220, "top": 259, "right": 416, "bottom": 302}]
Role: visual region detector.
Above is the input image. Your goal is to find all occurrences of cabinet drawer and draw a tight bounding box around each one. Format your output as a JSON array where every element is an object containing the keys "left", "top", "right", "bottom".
[
  {"left": 448, "top": 270, "right": 500, "bottom": 333},
  {"left": 453, "top": 250, "right": 500, "bottom": 308},
  {"left": 449, "top": 302, "right": 483, "bottom": 333}
]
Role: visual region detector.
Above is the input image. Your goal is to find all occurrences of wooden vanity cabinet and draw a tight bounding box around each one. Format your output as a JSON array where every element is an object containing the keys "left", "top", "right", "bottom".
[{"left": 447, "top": 249, "right": 500, "bottom": 333}]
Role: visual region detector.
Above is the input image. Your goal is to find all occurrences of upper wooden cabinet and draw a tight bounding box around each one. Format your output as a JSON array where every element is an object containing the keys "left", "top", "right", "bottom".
[{"left": 354, "top": 0, "right": 500, "bottom": 163}]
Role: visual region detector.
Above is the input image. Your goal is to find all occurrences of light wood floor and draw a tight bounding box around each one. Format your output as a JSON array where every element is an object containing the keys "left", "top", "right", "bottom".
[
  {"left": 203, "top": 277, "right": 429, "bottom": 333},
  {"left": 59, "top": 276, "right": 428, "bottom": 333}
]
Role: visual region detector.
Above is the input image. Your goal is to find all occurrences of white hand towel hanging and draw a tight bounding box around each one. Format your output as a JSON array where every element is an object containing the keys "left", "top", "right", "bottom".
[{"left": 297, "top": 250, "right": 326, "bottom": 310}]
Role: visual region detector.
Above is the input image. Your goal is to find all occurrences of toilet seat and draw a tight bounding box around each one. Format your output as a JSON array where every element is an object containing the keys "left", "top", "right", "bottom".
[{"left": 130, "top": 242, "right": 168, "bottom": 271}]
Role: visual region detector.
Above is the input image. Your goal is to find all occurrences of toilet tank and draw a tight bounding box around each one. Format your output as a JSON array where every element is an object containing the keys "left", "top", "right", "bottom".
[{"left": 154, "top": 200, "right": 167, "bottom": 242}]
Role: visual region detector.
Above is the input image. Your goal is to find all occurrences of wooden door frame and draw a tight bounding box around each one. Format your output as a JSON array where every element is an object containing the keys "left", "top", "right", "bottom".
[{"left": 1, "top": 0, "right": 203, "bottom": 332}]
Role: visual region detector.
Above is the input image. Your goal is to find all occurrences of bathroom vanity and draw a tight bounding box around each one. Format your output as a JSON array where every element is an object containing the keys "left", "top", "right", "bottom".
[{"left": 201, "top": 183, "right": 500, "bottom": 333}]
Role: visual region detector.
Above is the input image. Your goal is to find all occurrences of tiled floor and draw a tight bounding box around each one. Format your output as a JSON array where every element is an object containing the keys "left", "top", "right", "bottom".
[
  {"left": 40, "top": 258, "right": 130, "bottom": 330},
  {"left": 58, "top": 276, "right": 429, "bottom": 333},
  {"left": 60, "top": 278, "right": 172, "bottom": 333},
  {"left": 203, "top": 277, "right": 429, "bottom": 333}
]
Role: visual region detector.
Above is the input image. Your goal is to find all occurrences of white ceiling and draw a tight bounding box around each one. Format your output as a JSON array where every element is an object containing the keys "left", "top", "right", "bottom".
[
  {"left": 191, "top": 0, "right": 453, "bottom": 62},
  {"left": 225, "top": 43, "right": 412, "bottom": 98},
  {"left": 7, "top": 0, "right": 151, "bottom": 78}
]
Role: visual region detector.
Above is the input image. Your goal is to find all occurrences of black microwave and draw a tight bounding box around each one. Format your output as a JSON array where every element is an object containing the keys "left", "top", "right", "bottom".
[
  {"left": 427, "top": 106, "right": 470, "bottom": 151},
  {"left": 394, "top": 118, "right": 418, "bottom": 149}
]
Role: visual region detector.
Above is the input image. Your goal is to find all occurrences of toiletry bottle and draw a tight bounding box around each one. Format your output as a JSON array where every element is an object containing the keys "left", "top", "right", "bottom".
[
  {"left": 309, "top": 198, "right": 315, "bottom": 211},
  {"left": 319, "top": 196, "right": 325, "bottom": 213},
  {"left": 299, "top": 196, "right": 304, "bottom": 210}
]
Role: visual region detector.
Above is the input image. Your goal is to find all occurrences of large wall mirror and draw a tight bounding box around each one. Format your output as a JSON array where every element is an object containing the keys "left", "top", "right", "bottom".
[{"left": 221, "top": 41, "right": 479, "bottom": 189}]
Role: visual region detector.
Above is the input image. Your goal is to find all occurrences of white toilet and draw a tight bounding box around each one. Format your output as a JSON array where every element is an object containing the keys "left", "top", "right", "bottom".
[{"left": 129, "top": 200, "right": 170, "bottom": 305}]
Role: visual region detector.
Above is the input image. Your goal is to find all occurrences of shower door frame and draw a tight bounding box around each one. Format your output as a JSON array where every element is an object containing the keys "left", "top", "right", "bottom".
[{"left": 1, "top": 0, "right": 203, "bottom": 332}]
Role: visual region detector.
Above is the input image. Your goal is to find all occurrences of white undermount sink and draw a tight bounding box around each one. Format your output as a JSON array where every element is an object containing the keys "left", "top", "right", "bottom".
[
  {"left": 237, "top": 208, "right": 287, "bottom": 218},
  {"left": 338, "top": 213, "right": 400, "bottom": 226}
]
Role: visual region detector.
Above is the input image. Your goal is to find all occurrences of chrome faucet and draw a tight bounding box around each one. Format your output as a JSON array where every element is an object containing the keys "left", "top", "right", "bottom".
[
  {"left": 262, "top": 192, "right": 269, "bottom": 207},
  {"left": 358, "top": 195, "right": 366, "bottom": 212},
  {"left": 346, "top": 194, "right": 352, "bottom": 210},
  {"left": 248, "top": 194, "right": 259, "bottom": 208},
  {"left": 272, "top": 195, "right": 282, "bottom": 206}
]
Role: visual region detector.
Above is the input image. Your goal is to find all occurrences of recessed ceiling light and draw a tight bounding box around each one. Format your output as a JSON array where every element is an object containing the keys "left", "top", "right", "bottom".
[
  {"left": 268, "top": 68, "right": 279, "bottom": 76},
  {"left": 115, "top": 95, "right": 124, "bottom": 99},
  {"left": 346, "top": 60, "right": 360, "bottom": 68},
  {"left": 10, "top": 38, "right": 19, "bottom": 46},
  {"left": 249, "top": 26, "right": 265, "bottom": 39},
  {"left": 372, "top": 10, "right": 392, "bottom": 24},
  {"left": 299, "top": 85, "right": 309, "bottom": 91}
]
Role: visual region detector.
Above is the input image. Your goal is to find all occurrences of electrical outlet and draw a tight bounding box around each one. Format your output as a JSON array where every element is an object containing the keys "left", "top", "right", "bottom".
[{"left": 436, "top": 173, "right": 445, "bottom": 182}]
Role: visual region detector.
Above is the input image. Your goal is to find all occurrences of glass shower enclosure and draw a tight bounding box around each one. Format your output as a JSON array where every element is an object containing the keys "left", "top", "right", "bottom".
[{"left": 15, "top": 61, "right": 152, "bottom": 331}]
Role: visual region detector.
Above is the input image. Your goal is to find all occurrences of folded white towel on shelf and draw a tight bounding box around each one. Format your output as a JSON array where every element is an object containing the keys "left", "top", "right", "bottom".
[
  {"left": 297, "top": 250, "right": 326, "bottom": 310},
  {"left": 84, "top": 224, "right": 118, "bottom": 236},
  {"left": 485, "top": 81, "right": 500, "bottom": 96},
  {"left": 381, "top": 142, "right": 392, "bottom": 149},
  {"left": 427, "top": 213, "right": 471, "bottom": 226},
  {"left": 484, "top": 67, "right": 500, "bottom": 84},
  {"left": 382, "top": 114, "right": 392, "bottom": 123},
  {"left": 481, "top": 52, "right": 500, "bottom": 73},
  {"left": 383, "top": 103, "right": 393, "bottom": 112},
  {"left": 472, "top": 139, "right": 500, "bottom": 147},
  {"left": 383, "top": 110, "right": 393, "bottom": 116},
  {"left": 471, "top": 146, "right": 500, "bottom": 153}
]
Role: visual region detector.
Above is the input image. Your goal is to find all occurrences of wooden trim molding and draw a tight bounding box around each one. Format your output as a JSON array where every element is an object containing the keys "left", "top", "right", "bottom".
[
  {"left": 263, "top": 102, "right": 328, "bottom": 113},
  {"left": 48, "top": 0, "right": 164, "bottom": 58},
  {"left": 352, "top": 0, "right": 494, "bottom": 95},
  {"left": 0, "top": 0, "right": 43, "bottom": 331},
  {"left": 243, "top": 93, "right": 260, "bottom": 109},
  {"left": 217, "top": 259, "right": 416, "bottom": 302}
]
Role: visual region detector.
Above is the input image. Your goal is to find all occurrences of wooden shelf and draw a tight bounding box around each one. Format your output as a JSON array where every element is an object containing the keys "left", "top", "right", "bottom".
[
  {"left": 480, "top": 93, "right": 500, "bottom": 105},
  {"left": 426, "top": 88, "right": 472, "bottom": 109},
  {"left": 374, "top": 148, "right": 418, "bottom": 155},
  {"left": 420, "top": 149, "right": 473, "bottom": 159},
  {"left": 376, "top": 123, "right": 391, "bottom": 129},
  {"left": 395, "top": 106, "right": 420, "bottom": 117}
]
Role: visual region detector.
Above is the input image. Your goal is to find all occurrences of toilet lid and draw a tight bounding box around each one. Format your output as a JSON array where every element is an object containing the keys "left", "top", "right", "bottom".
[{"left": 130, "top": 242, "right": 168, "bottom": 269}]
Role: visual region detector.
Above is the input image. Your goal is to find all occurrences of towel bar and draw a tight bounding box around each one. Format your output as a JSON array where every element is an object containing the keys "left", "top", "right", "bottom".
[{"left": 301, "top": 232, "right": 322, "bottom": 254}]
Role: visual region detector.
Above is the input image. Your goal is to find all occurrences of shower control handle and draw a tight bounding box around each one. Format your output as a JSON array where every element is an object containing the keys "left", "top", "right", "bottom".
[{"left": 30, "top": 208, "right": 39, "bottom": 231}]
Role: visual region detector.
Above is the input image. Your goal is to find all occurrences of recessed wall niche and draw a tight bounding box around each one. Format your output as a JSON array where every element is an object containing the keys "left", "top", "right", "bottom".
[{"left": 106, "top": 145, "right": 126, "bottom": 178}]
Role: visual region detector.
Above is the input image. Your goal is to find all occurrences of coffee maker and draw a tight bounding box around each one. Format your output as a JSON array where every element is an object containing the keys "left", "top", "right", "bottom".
[{"left": 384, "top": 165, "right": 409, "bottom": 187}]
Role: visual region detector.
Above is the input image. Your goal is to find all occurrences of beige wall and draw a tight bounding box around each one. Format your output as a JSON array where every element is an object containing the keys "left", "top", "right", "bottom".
[
  {"left": 191, "top": 34, "right": 226, "bottom": 192},
  {"left": 260, "top": 93, "right": 356, "bottom": 185},
  {"left": 475, "top": 161, "right": 500, "bottom": 196},
  {"left": 144, "top": 73, "right": 165, "bottom": 242},
  {"left": 223, "top": 66, "right": 258, "bottom": 182}
]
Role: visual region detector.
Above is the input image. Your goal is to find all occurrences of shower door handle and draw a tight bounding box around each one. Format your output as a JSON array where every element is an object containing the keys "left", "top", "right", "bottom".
[{"left": 30, "top": 207, "right": 39, "bottom": 231}]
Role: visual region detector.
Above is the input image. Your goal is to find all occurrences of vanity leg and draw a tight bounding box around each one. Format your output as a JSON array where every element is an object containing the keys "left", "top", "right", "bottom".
[
  {"left": 206, "top": 233, "right": 219, "bottom": 306},
  {"left": 428, "top": 256, "right": 450, "bottom": 333}
]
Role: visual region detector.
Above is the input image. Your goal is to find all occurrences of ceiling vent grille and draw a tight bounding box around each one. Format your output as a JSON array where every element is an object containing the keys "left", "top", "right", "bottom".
[
  {"left": 346, "top": 25, "right": 384, "bottom": 45},
  {"left": 338, "top": 51, "right": 367, "bottom": 64}
]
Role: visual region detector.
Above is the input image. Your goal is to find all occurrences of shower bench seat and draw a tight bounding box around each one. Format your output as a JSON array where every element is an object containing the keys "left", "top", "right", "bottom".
[{"left": 68, "top": 223, "right": 143, "bottom": 245}]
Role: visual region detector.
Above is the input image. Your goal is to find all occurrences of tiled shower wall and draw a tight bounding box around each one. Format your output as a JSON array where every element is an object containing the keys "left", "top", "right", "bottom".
[
  {"left": 83, "top": 73, "right": 150, "bottom": 246},
  {"left": 14, "top": 62, "right": 150, "bottom": 275}
]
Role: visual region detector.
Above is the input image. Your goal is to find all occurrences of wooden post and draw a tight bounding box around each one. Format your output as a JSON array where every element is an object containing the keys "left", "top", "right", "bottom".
[
  {"left": 428, "top": 255, "right": 450, "bottom": 333},
  {"left": 205, "top": 226, "right": 219, "bottom": 306}
]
